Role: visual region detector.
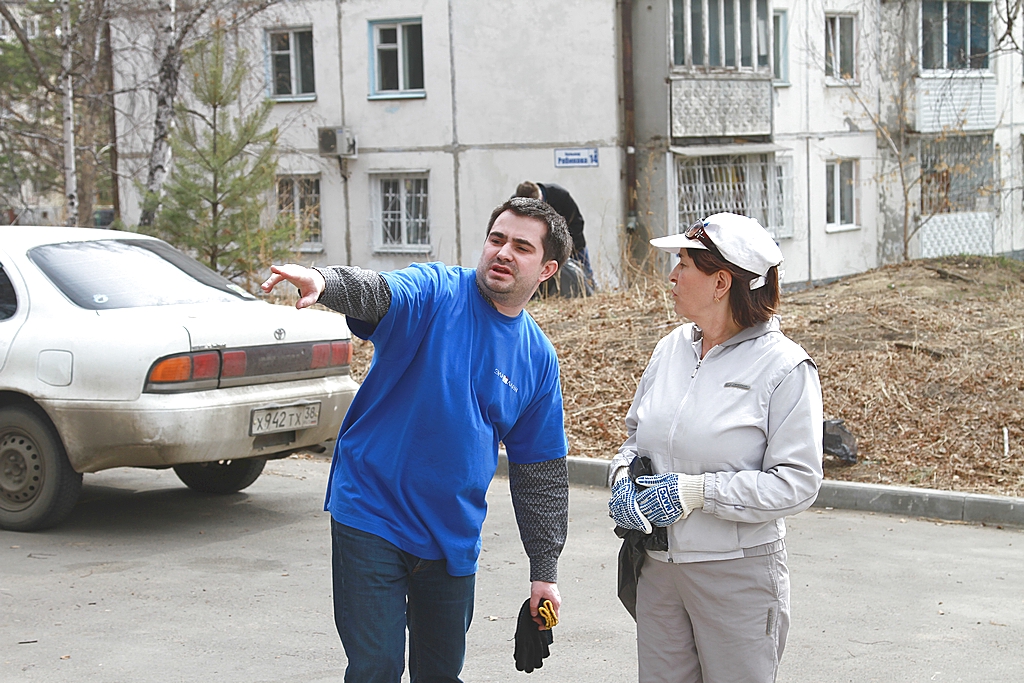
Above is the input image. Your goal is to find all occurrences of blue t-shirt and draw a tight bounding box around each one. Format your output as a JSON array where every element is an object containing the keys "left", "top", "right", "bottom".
[{"left": 324, "top": 263, "right": 567, "bottom": 576}]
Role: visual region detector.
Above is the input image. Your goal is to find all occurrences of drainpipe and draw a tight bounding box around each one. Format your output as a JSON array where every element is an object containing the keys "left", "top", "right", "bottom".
[
  {"left": 335, "top": 0, "right": 352, "bottom": 265},
  {"left": 804, "top": 2, "right": 812, "bottom": 286},
  {"left": 621, "top": 0, "right": 637, "bottom": 234}
]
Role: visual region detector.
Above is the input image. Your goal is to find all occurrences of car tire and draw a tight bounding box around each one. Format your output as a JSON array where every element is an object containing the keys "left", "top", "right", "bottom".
[
  {"left": 173, "top": 457, "right": 267, "bottom": 494},
  {"left": 0, "top": 406, "right": 83, "bottom": 532}
]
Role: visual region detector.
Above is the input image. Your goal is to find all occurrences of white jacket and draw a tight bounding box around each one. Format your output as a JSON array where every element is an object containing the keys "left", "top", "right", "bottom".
[{"left": 611, "top": 316, "right": 823, "bottom": 563}]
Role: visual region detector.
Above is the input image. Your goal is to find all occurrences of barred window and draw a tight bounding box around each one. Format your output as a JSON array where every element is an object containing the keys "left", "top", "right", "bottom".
[
  {"left": 920, "top": 135, "right": 995, "bottom": 214},
  {"left": 675, "top": 154, "right": 793, "bottom": 239},
  {"left": 372, "top": 174, "right": 430, "bottom": 252},
  {"left": 277, "top": 176, "right": 321, "bottom": 244}
]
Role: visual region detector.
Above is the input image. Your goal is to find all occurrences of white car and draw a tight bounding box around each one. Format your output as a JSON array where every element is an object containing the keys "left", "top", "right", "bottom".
[{"left": 0, "top": 227, "right": 358, "bottom": 531}]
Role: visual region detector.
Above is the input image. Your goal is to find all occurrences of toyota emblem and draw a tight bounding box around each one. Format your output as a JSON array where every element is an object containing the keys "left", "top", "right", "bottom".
[{"left": 274, "top": 328, "right": 286, "bottom": 341}]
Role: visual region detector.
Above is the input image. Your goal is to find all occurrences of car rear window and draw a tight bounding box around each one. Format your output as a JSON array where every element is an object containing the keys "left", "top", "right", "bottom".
[{"left": 28, "top": 239, "right": 257, "bottom": 310}]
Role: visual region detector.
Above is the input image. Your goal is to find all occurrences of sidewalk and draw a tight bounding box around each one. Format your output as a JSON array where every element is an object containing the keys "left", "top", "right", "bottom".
[
  {"left": 499, "top": 454, "right": 1024, "bottom": 528},
  {"left": 478, "top": 473, "right": 1024, "bottom": 682}
]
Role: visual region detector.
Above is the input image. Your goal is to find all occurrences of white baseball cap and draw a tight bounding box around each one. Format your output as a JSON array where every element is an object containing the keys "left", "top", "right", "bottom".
[{"left": 650, "top": 213, "right": 783, "bottom": 289}]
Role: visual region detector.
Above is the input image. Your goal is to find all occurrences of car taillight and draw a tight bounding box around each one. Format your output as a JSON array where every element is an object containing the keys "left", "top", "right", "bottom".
[
  {"left": 146, "top": 339, "right": 351, "bottom": 392},
  {"left": 331, "top": 341, "right": 352, "bottom": 366},
  {"left": 147, "top": 352, "right": 220, "bottom": 386},
  {"left": 311, "top": 343, "right": 331, "bottom": 369},
  {"left": 192, "top": 352, "right": 220, "bottom": 379},
  {"left": 222, "top": 350, "right": 247, "bottom": 377}
]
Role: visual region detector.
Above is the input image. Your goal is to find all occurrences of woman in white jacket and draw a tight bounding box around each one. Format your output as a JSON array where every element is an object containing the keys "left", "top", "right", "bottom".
[{"left": 608, "top": 213, "right": 823, "bottom": 683}]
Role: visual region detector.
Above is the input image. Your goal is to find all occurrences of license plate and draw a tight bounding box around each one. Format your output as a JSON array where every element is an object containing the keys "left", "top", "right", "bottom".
[{"left": 250, "top": 403, "right": 320, "bottom": 435}]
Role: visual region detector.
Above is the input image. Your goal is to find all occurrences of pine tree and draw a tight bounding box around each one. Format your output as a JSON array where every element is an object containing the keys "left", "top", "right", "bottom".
[{"left": 146, "top": 24, "right": 295, "bottom": 288}]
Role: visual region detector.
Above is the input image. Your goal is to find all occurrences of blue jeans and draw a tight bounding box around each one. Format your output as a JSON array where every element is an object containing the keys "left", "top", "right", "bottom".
[{"left": 331, "top": 519, "right": 475, "bottom": 683}]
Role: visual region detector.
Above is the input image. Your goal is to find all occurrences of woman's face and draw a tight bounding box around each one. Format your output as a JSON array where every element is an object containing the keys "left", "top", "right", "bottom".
[{"left": 669, "top": 249, "right": 719, "bottom": 321}]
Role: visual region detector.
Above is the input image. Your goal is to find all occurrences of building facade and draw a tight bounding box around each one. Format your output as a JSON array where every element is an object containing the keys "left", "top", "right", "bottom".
[
  {"left": 113, "top": 0, "right": 627, "bottom": 285},
  {"left": 110, "top": 0, "right": 1024, "bottom": 288},
  {"left": 631, "top": 0, "right": 1024, "bottom": 285}
]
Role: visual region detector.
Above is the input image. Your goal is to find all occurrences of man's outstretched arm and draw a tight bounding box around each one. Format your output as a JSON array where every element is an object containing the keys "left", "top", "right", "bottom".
[
  {"left": 508, "top": 457, "right": 569, "bottom": 629},
  {"left": 261, "top": 264, "right": 391, "bottom": 325}
]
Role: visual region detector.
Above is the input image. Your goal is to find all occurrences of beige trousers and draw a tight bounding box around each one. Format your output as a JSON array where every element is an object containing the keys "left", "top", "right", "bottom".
[{"left": 635, "top": 545, "right": 790, "bottom": 683}]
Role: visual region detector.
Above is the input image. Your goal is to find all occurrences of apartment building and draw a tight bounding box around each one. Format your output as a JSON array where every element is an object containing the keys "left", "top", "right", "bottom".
[
  {"left": 631, "top": 0, "right": 1024, "bottom": 284},
  {"left": 111, "top": 0, "right": 1024, "bottom": 287},
  {"left": 113, "top": 0, "right": 626, "bottom": 284}
]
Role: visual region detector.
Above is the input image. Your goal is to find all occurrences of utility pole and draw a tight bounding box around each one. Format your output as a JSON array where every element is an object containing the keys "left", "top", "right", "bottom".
[{"left": 61, "top": 0, "right": 78, "bottom": 226}]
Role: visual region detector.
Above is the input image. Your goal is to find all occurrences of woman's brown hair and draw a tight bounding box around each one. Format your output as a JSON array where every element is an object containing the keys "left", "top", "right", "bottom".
[{"left": 688, "top": 247, "right": 780, "bottom": 329}]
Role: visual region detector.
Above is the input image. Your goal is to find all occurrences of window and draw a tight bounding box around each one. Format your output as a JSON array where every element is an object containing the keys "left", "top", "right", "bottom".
[
  {"left": 826, "top": 159, "right": 858, "bottom": 229},
  {"left": 825, "top": 15, "right": 856, "bottom": 80},
  {"left": 268, "top": 28, "right": 315, "bottom": 98},
  {"left": 773, "top": 11, "right": 788, "bottom": 82},
  {"left": 370, "top": 20, "right": 424, "bottom": 97},
  {"left": 920, "top": 134, "right": 995, "bottom": 214},
  {"left": 922, "top": 1, "right": 989, "bottom": 70},
  {"left": 372, "top": 174, "right": 430, "bottom": 251},
  {"left": 672, "top": 0, "right": 770, "bottom": 71},
  {"left": 277, "top": 176, "right": 321, "bottom": 245},
  {"left": 0, "top": 267, "right": 17, "bottom": 320},
  {"left": 675, "top": 154, "right": 793, "bottom": 239},
  {"left": 28, "top": 240, "right": 252, "bottom": 311},
  {"left": 0, "top": 15, "right": 37, "bottom": 40}
]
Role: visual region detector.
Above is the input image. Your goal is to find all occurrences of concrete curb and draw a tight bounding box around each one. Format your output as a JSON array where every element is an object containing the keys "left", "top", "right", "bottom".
[{"left": 496, "top": 454, "right": 1024, "bottom": 528}]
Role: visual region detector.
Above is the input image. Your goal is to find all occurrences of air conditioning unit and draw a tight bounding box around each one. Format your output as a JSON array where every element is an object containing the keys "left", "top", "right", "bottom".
[{"left": 318, "top": 127, "right": 357, "bottom": 159}]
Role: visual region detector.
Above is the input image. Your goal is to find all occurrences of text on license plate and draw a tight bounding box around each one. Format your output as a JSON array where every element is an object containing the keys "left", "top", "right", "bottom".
[{"left": 250, "top": 403, "right": 320, "bottom": 435}]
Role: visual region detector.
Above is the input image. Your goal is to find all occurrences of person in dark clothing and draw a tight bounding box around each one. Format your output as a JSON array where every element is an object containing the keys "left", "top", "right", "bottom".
[{"left": 516, "top": 181, "right": 594, "bottom": 293}]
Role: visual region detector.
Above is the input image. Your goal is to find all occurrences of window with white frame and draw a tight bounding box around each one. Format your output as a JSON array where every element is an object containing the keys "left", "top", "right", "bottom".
[
  {"left": 675, "top": 154, "right": 793, "bottom": 239},
  {"left": 825, "top": 159, "right": 858, "bottom": 229},
  {"left": 825, "top": 15, "right": 856, "bottom": 80},
  {"left": 773, "top": 10, "right": 788, "bottom": 82},
  {"left": 0, "top": 14, "right": 38, "bottom": 40},
  {"left": 370, "top": 20, "right": 424, "bottom": 97},
  {"left": 372, "top": 174, "right": 429, "bottom": 251},
  {"left": 672, "top": 0, "right": 771, "bottom": 71},
  {"left": 23, "top": 15, "right": 38, "bottom": 39},
  {"left": 277, "top": 176, "right": 321, "bottom": 244},
  {"left": 922, "top": 1, "right": 989, "bottom": 70},
  {"left": 268, "top": 28, "right": 315, "bottom": 98},
  {"left": 919, "top": 134, "right": 995, "bottom": 214}
]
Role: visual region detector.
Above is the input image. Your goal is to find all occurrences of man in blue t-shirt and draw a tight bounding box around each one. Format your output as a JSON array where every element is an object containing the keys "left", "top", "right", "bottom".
[{"left": 261, "top": 197, "right": 572, "bottom": 682}]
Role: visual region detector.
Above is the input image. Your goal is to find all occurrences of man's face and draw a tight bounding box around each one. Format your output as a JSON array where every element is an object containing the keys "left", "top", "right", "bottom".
[{"left": 476, "top": 211, "right": 559, "bottom": 312}]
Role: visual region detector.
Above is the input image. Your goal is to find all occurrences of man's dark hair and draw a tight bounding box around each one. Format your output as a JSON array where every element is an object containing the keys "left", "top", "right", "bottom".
[
  {"left": 515, "top": 181, "right": 542, "bottom": 200},
  {"left": 486, "top": 197, "right": 571, "bottom": 268},
  {"left": 688, "top": 248, "right": 780, "bottom": 329}
]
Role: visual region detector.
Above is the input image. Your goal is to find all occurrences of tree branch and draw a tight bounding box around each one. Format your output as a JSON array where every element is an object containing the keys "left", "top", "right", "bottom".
[{"left": 0, "top": 1, "right": 59, "bottom": 94}]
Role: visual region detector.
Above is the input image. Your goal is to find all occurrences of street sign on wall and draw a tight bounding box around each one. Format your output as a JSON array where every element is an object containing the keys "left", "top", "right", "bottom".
[{"left": 554, "top": 148, "right": 599, "bottom": 168}]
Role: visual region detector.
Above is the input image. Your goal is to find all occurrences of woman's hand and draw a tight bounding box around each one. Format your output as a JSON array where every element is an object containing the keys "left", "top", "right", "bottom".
[
  {"left": 608, "top": 476, "right": 653, "bottom": 533},
  {"left": 635, "top": 473, "right": 705, "bottom": 527}
]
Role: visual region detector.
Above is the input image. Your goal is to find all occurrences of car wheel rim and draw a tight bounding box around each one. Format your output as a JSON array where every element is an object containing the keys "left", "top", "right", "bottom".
[{"left": 0, "top": 431, "right": 44, "bottom": 511}]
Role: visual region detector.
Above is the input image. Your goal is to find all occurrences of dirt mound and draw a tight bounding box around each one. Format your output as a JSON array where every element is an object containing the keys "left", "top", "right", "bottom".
[{"left": 350, "top": 256, "right": 1024, "bottom": 497}]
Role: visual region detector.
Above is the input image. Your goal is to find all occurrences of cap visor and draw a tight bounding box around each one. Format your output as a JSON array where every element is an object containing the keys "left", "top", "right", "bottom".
[{"left": 649, "top": 234, "right": 707, "bottom": 254}]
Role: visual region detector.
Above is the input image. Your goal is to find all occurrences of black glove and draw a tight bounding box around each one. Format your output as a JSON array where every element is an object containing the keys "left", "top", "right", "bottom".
[{"left": 513, "top": 598, "right": 554, "bottom": 673}]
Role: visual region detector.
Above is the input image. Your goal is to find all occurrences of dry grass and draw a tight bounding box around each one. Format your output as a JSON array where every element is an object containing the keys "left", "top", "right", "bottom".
[{"left": 348, "top": 256, "right": 1024, "bottom": 497}]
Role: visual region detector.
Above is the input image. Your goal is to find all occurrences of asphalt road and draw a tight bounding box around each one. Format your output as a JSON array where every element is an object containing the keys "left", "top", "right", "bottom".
[{"left": 2, "top": 457, "right": 1021, "bottom": 682}]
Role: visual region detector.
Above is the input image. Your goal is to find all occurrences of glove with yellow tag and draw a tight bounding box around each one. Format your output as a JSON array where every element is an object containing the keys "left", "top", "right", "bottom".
[{"left": 514, "top": 598, "right": 555, "bottom": 673}]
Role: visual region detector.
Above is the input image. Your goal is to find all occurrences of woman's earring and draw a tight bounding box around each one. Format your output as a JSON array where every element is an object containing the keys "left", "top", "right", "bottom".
[{"left": 714, "top": 295, "right": 720, "bottom": 303}]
